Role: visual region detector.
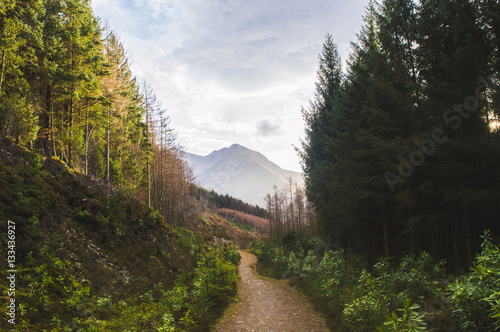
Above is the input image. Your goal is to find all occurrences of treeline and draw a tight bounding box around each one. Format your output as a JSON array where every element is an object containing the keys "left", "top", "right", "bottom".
[
  {"left": 146, "top": 85, "right": 193, "bottom": 226},
  {"left": 189, "top": 184, "right": 266, "bottom": 218},
  {"left": 217, "top": 208, "right": 270, "bottom": 235},
  {"left": 0, "top": 0, "right": 191, "bottom": 225},
  {"left": 300, "top": 0, "right": 500, "bottom": 270},
  {"left": 263, "top": 179, "right": 316, "bottom": 237}
]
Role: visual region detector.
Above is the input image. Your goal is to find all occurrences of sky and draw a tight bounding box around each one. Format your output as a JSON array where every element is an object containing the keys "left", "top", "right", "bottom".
[{"left": 91, "top": 0, "right": 369, "bottom": 172}]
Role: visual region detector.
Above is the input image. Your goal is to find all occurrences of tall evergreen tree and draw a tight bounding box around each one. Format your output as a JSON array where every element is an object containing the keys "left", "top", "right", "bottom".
[
  {"left": 333, "top": 0, "right": 392, "bottom": 258},
  {"left": 412, "top": 0, "right": 495, "bottom": 269},
  {"left": 479, "top": 0, "right": 500, "bottom": 118},
  {"left": 57, "top": 0, "right": 102, "bottom": 167},
  {"left": 0, "top": 0, "right": 43, "bottom": 145},
  {"left": 300, "top": 0, "right": 500, "bottom": 268},
  {"left": 36, "top": 0, "right": 65, "bottom": 155},
  {"left": 300, "top": 33, "right": 343, "bottom": 239}
]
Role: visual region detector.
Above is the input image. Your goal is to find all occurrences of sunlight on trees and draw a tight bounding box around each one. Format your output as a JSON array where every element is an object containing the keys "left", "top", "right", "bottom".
[{"left": 0, "top": 0, "right": 193, "bottom": 227}]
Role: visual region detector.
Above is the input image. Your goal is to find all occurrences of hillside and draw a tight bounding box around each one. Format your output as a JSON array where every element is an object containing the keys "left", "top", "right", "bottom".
[
  {"left": 186, "top": 144, "right": 303, "bottom": 206},
  {"left": 0, "top": 139, "right": 257, "bottom": 331}
]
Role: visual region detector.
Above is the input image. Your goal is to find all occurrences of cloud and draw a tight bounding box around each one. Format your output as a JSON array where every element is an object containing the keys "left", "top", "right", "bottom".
[
  {"left": 257, "top": 120, "right": 282, "bottom": 137},
  {"left": 91, "top": 0, "right": 369, "bottom": 172}
]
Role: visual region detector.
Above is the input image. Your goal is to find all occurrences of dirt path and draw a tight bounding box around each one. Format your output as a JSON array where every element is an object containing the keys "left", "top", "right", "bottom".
[{"left": 214, "top": 250, "right": 330, "bottom": 332}]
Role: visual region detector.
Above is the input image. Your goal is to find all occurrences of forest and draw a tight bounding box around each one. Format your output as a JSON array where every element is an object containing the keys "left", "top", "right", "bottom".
[
  {"left": 0, "top": 0, "right": 193, "bottom": 225},
  {"left": 2, "top": 0, "right": 500, "bottom": 330},
  {"left": 189, "top": 184, "right": 267, "bottom": 218},
  {"left": 251, "top": 2, "right": 500, "bottom": 328},
  {"left": 299, "top": 0, "right": 500, "bottom": 271},
  {"left": 263, "top": 181, "right": 318, "bottom": 237},
  {"left": 0, "top": 2, "right": 244, "bottom": 329}
]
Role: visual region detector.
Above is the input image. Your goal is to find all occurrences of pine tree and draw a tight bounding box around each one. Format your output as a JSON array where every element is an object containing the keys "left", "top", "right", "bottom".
[
  {"left": 479, "top": 0, "right": 500, "bottom": 118},
  {"left": 140, "top": 80, "right": 159, "bottom": 206},
  {"left": 412, "top": 0, "right": 495, "bottom": 268},
  {"left": 0, "top": 0, "right": 43, "bottom": 146},
  {"left": 331, "top": 1, "right": 388, "bottom": 257},
  {"left": 54, "top": 0, "right": 102, "bottom": 167},
  {"left": 300, "top": 33, "right": 343, "bottom": 239},
  {"left": 36, "top": 0, "right": 65, "bottom": 156},
  {"left": 101, "top": 29, "right": 138, "bottom": 185}
]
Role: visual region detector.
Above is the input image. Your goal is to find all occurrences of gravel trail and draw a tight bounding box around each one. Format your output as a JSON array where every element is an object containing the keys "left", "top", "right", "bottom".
[{"left": 214, "top": 250, "right": 330, "bottom": 332}]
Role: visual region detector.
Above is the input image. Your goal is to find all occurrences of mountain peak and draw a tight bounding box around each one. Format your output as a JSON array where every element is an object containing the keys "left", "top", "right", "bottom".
[
  {"left": 227, "top": 143, "right": 258, "bottom": 155},
  {"left": 185, "top": 144, "right": 303, "bottom": 206},
  {"left": 229, "top": 143, "right": 245, "bottom": 150},
  {"left": 206, "top": 143, "right": 248, "bottom": 157}
]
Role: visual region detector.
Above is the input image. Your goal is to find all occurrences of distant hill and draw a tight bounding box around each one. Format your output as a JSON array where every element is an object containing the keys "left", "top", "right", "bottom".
[{"left": 186, "top": 144, "right": 303, "bottom": 206}]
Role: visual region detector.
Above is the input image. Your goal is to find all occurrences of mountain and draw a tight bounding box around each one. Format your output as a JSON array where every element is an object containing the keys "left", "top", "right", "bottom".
[{"left": 186, "top": 144, "right": 303, "bottom": 206}]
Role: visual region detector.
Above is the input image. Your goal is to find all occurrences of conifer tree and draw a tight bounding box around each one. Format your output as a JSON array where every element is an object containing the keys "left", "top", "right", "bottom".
[
  {"left": 331, "top": 1, "right": 389, "bottom": 257},
  {"left": 53, "top": 0, "right": 101, "bottom": 167},
  {"left": 412, "top": 0, "right": 494, "bottom": 268},
  {"left": 299, "top": 0, "right": 500, "bottom": 266},
  {"left": 36, "top": 0, "right": 65, "bottom": 156},
  {"left": 0, "top": 0, "right": 43, "bottom": 146},
  {"left": 101, "top": 30, "right": 137, "bottom": 184},
  {"left": 300, "top": 33, "right": 343, "bottom": 239},
  {"left": 0, "top": 0, "right": 193, "bottom": 229}
]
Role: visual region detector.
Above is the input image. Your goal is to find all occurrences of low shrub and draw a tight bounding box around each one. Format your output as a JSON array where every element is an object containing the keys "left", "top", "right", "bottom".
[
  {"left": 189, "top": 247, "right": 240, "bottom": 328},
  {"left": 447, "top": 231, "right": 500, "bottom": 331},
  {"left": 252, "top": 237, "right": 452, "bottom": 331}
]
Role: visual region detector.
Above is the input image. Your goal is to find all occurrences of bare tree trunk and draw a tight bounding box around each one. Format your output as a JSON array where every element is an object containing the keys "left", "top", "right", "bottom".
[
  {"left": 464, "top": 204, "right": 472, "bottom": 266},
  {"left": 381, "top": 190, "right": 390, "bottom": 257},
  {"left": 85, "top": 100, "right": 89, "bottom": 175},
  {"left": 52, "top": 101, "right": 57, "bottom": 157},
  {"left": 0, "top": 50, "right": 5, "bottom": 94},
  {"left": 40, "top": 84, "right": 52, "bottom": 155},
  {"left": 287, "top": 177, "right": 295, "bottom": 232},
  {"left": 144, "top": 84, "right": 151, "bottom": 207},
  {"left": 106, "top": 104, "right": 110, "bottom": 185},
  {"left": 68, "top": 96, "right": 73, "bottom": 167}
]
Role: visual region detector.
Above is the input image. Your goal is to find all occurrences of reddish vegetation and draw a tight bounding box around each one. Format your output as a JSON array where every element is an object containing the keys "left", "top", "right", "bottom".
[{"left": 217, "top": 208, "right": 270, "bottom": 235}]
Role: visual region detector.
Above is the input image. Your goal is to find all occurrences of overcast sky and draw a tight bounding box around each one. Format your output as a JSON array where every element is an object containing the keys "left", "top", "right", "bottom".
[{"left": 91, "top": 0, "right": 368, "bottom": 172}]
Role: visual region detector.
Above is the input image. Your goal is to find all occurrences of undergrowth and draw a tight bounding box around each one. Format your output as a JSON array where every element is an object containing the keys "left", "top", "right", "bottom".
[
  {"left": 0, "top": 143, "right": 240, "bottom": 331},
  {"left": 251, "top": 232, "right": 500, "bottom": 331}
]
